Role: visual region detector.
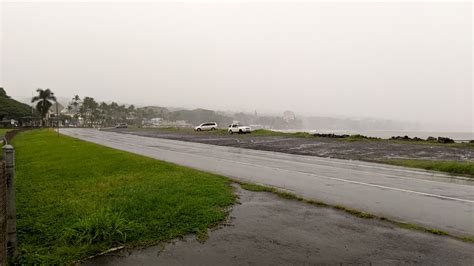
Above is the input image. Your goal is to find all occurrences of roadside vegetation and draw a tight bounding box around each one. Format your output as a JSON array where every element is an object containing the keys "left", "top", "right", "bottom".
[
  {"left": 337, "top": 135, "right": 381, "bottom": 142},
  {"left": 238, "top": 182, "right": 374, "bottom": 219},
  {"left": 382, "top": 159, "right": 474, "bottom": 177},
  {"left": 12, "top": 130, "right": 235, "bottom": 263},
  {"left": 388, "top": 140, "right": 474, "bottom": 148}
]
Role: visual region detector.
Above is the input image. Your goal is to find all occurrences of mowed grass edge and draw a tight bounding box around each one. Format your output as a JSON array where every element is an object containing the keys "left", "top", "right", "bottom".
[
  {"left": 382, "top": 159, "right": 474, "bottom": 177},
  {"left": 236, "top": 181, "right": 474, "bottom": 243},
  {"left": 12, "top": 130, "right": 235, "bottom": 263}
]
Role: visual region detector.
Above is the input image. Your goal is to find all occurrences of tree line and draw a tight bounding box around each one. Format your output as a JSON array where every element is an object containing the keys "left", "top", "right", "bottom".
[
  {"left": 27, "top": 88, "right": 303, "bottom": 129},
  {"left": 66, "top": 96, "right": 144, "bottom": 127},
  {"left": 25, "top": 89, "right": 139, "bottom": 127}
]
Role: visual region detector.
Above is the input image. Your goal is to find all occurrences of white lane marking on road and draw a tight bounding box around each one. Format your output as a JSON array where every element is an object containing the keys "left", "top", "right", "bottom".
[{"left": 70, "top": 131, "right": 474, "bottom": 204}]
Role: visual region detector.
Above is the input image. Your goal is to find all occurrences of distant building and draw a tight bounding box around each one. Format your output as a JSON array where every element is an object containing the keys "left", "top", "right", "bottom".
[
  {"left": 0, "top": 119, "right": 18, "bottom": 128},
  {"left": 49, "top": 102, "right": 65, "bottom": 115},
  {"left": 283, "top": 110, "right": 296, "bottom": 122},
  {"left": 19, "top": 116, "right": 41, "bottom": 127},
  {"left": 61, "top": 105, "right": 78, "bottom": 117}
]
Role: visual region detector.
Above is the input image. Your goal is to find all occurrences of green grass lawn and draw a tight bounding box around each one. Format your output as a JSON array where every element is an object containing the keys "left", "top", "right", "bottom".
[
  {"left": 11, "top": 130, "right": 235, "bottom": 263},
  {"left": 383, "top": 159, "right": 474, "bottom": 177},
  {"left": 0, "top": 128, "right": 11, "bottom": 136}
]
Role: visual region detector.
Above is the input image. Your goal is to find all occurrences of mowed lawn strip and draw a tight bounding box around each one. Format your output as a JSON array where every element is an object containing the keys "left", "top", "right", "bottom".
[
  {"left": 383, "top": 159, "right": 474, "bottom": 177},
  {"left": 12, "top": 130, "right": 235, "bottom": 264},
  {"left": 0, "top": 128, "right": 11, "bottom": 136}
]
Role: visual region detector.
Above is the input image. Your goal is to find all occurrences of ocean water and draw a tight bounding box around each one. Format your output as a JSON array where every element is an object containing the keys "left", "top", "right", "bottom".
[{"left": 278, "top": 129, "right": 473, "bottom": 141}]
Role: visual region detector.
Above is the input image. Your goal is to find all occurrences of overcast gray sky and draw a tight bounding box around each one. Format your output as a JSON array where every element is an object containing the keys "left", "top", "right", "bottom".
[{"left": 1, "top": 1, "right": 472, "bottom": 131}]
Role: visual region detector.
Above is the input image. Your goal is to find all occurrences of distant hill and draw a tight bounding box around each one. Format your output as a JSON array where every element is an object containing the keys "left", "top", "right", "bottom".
[
  {"left": 0, "top": 87, "right": 35, "bottom": 120},
  {"left": 137, "top": 106, "right": 233, "bottom": 127}
]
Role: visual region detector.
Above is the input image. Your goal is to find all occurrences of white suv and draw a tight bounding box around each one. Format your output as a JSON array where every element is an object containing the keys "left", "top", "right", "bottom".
[
  {"left": 228, "top": 124, "right": 251, "bottom": 134},
  {"left": 194, "top": 122, "right": 218, "bottom": 131}
]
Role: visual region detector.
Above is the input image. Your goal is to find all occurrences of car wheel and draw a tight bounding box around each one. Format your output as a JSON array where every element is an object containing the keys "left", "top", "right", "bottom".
[
  {"left": 211, "top": 127, "right": 216, "bottom": 131},
  {"left": 239, "top": 129, "right": 243, "bottom": 134},
  {"left": 197, "top": 128, "right": 201, "bottom": 131},
  {"left": 229, "top": 130, "right": 233, "bottom": 134}
]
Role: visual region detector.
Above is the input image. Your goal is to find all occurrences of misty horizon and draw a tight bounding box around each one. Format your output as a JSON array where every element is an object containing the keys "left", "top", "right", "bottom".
[
  {"left": 2, "top": 1, "right": 472, "bottom": 131},
  {"left": 8, "top": 93, "right": 466, "bottom": 134}
]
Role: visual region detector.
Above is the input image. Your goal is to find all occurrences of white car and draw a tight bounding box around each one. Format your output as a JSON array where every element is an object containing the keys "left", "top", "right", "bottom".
[
  {"left": 115, "top": 123, "right": 128, "bottom": 128},
  {"left": 194, "top": 122, "right": 218, "bottom": 131},
  {"left": 228, "top": 124, "right": 251, "bottom": 134}
]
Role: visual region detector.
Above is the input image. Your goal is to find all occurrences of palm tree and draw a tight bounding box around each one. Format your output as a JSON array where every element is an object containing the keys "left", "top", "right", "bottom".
[
  {"left": 31, "top": 88, "right": 56, "bottom": 127},
  {"left": 72, "top": 94, "right": 81, "bottom": 111}
]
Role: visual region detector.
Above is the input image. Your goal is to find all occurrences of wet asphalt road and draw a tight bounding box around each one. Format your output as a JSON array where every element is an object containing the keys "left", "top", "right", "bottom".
[{"left": 61, "top": 128, "right": 474, "bottom": 237}]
